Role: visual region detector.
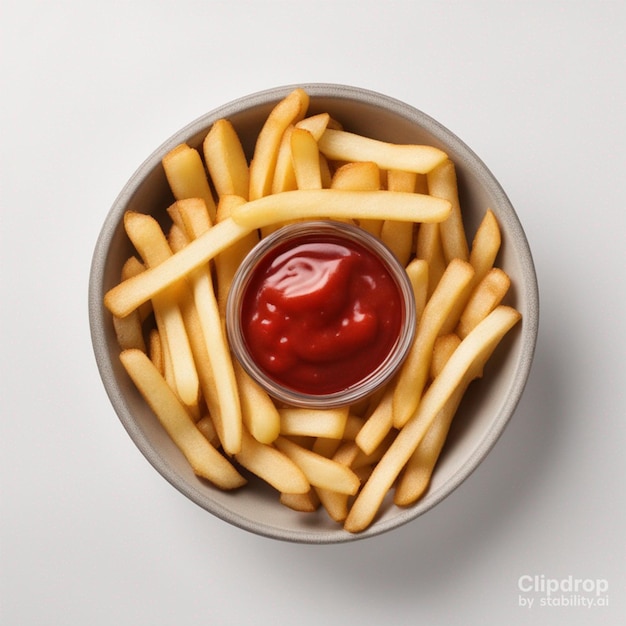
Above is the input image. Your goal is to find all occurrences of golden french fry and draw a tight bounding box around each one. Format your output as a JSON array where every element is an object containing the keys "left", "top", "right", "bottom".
[
  {"left": 405, "top": 258, "right": 429, "bottom": 322},
  {"left": 167, "top": 222, "right": 189, "bottom": 253},
  {"left": 291, "top": 127, "right": 322, "bottom": 190},
  {"left": 148, "top": 327, "right": 164, "bottom": 375},
  {"left": 379, "top": 219, "right": 414, "bottom": 266},
  {"left": 231, "top": 189, "right": 452, "bottom": 230},
  {"left": 316, "top": 487, "right": 350, "bottom": 523},
  {"left": 280, "top": 490, "right": 320, "bottom": 513},
  {"left": 295, "top": 112, "right": 331, "bottom": 140},
  {"left": 162, "top": 143, "right": 216, "bottom": 221},
  {"left": 470, "top": 209, "right": 501, "bottom": 281},
  {"left": 271, "top": 126, "right": 298, "bottom": 195},
  {"left": 119, "top": 349, "right": 246, "bottom": 489},
  {"left": 274, "top": 436, "right": 361, "bottom": 495},
  {"left": 380, "top": 170, "right": 418, "bottom": 265},
  {"left": 457, "top": 267, "right": 511, "bottom": 339},
  {"left": 123, "top": 211, "right": 200, "bottom": 410},
  {"left": 279, "top": 406, "right": 349, "bottom": 439},
  {"left": 427, "top": 159, "right": 469, "bottom": 263},
  {"left": 234, "top": 429, "right": 310, "bottom": 494},
  {"left": 112, "top": 257, "right": 148, "bottom": 351},
  {"left": 319, "top": 153, "right": 332, "bottom": 188},
  {"left": 203, "top": 119, "right": 250, "bottom": 199},
  {"left": 393, "top": 259, "right": 475, "bottom": 428},
  {"left": 430, "top": 333, "right": 462, "bottom": 381},
  {"left": 249, "top": 88, "right": 310, "bottom": 200},
  {"left": 344, "top": 305, "right": 521, "bottom": 532},
  {"left": 178, "top": 299, "right": 222, "bottom": 437},
  {"left": 330, "top": 161, "right": 382, "bottom": 236},
  {"left": 330, "top": 161, "right": 381, "bottom": 191},
  {"left": 355, "top": 386, "right": 395, "bottom": 456},
  {"left": 416, "top": 222, "right": 446, "bottom": 299},
  {"left": 176, "top": 198, "right": 243, "bottom": 455},
  {"left": 318, "top": 128, "right": 448, "bottom": 174},
  {"left": 233, "top": 360, "right": 281, "bottom": 445}
]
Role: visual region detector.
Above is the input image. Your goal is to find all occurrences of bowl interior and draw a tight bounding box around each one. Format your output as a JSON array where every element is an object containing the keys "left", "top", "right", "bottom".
[{"left": 89, "top": 84, "right": 538, "bottom": 543}]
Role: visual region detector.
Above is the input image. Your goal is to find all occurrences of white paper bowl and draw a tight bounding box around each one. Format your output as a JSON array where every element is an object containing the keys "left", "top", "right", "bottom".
[{"left": 89, "top": 84, "right": 539, "bottom": 543}]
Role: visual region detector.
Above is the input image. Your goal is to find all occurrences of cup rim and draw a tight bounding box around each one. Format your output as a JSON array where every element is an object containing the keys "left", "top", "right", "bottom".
[{"left": 226, "top": 220, "right": 417, "bottom": 408}]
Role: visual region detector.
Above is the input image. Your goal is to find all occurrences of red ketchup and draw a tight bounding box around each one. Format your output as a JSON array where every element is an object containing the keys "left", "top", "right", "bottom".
[{"left": 240, "top": 232, "right": 404, "bottom": 395}]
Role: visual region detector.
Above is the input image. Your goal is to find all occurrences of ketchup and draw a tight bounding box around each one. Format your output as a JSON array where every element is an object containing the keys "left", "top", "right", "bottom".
[{"left": 240, "top": 232, "right": 404, "bottom": 395}]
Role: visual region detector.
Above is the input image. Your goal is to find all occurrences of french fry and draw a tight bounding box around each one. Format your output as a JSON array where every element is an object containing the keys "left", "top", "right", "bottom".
[
  {"left": 119, "top": 349, "right": 246, "bottom": 490},
  {"left": 316, "top": 487, "right": 350, "bottom": 523},
  {"left": 330, "top": 161, "right": 382, "bottom": 236},
  {"left": 234, "top": 428, "right": 310, "bottom": 494},
  {"left": 274, "top": 436, "right": 361, "bottom": 495},
  {"left": 470, "top": 209, "right": 501, "bottom": 282},
  {"left": 291, "top": 128, "right": 322, "bottom": 190},
  {"left": 330, "top": 161, "right": 380, "bottom": 191},
  {"left": 279, "top": 406, "right": 349, "bottom": 439},
  {"left": 112, "top": 257, "right": 148, "bottom": 351},
  {"left": 318, "top": 128, "right": 448, "bottom": 174},
  {"left": 405, "top": 258, "right": 429, "bottom": 321},
  {"left": 249, "top": 88, "right": 309, "bottom": 200},
  {"left": 148, "top": 327, "right": 164, "bottom": 375},
  {"left": 271, "top": 126, "right": 298, "bottom": 195},
  {"left": 457, "top": 267, "right": 511, "bottom": 339},
  {"left": 123, "top": 211, "right": 200, "bottom": 411},
  {"left": 280, "top": 490, "right": 320, "bottom": 513},
  {"left": 230, "top": 189, "right": 452, "bottom": 230},
  {"left": 203, "top": 119, "right": 250, "bottom": 200},
  {"left": 295, "top": 112, "right": 331, "bottom": 140},
  {"left": 355, "top": 386, "right": 395, "bottom": 456},
  {"left": 393, "top": 259, "right": 475, "bottom": 428},
  {"left": 416, "top": 222, "right": 446, "bottom": 299},
  {"left": 380, "top": 170, "right": 418, "bottom": 265},
  {"left": 162, "top": 143, "right": 216, "bottom": 221},
  {"left": 319, "top": 153, "right": 332, "bottom": 188},
  {"left": 430, "top": 333, "right": 462, "bottom": 381},
  {"left": 427, "top": 159, "right": 469, "bottom": 263},
  {"left": 344, "top": 306, "right": 521, "bottom": 532},
  {"left": 233, "top": 360, "right": 281, "bottom": 445},
  {"left": 176, "top": 198, "right": 243, "bottom": 455}
]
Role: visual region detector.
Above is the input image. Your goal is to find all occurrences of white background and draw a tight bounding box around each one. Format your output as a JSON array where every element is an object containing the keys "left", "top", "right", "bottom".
[{"left": 2, "top": 1, "right": 625, "bottom": 624}]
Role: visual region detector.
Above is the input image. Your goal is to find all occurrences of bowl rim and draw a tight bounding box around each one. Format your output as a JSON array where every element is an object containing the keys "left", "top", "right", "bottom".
[{"left": 88, "top": 82, "right": 539, "bottom": 544}]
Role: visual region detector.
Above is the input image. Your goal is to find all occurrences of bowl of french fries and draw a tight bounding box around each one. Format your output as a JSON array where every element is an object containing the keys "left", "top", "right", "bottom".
[{"left": 89, "top": 84, "right": 538, "bottom": 543}]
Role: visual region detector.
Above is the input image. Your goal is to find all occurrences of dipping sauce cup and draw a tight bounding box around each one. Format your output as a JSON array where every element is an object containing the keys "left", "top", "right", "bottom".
[{"left": 226, "top": 220, "right": 416, "bottom": 408}]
